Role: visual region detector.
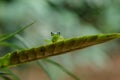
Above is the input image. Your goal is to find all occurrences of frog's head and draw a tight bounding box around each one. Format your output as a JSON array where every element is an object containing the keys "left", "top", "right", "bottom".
[
  {"left": 51, "top": 32, "right": 60, "bottom": 36},
  {"left": 51, "top": 32, "right": 61, "bottom": 42}
]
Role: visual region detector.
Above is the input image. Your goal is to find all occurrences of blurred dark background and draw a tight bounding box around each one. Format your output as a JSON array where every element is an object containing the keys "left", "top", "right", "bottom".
[{"left": 0, "top": 0, "right": 120, "bottom": 80}]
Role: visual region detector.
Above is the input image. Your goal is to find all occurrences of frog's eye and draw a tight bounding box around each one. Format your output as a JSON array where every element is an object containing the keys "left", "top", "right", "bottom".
[
  {"left": 51, "top": 32, "right": 54, "bottom": 36},
  {"left": 51, "top": 32, "right": 61, "bottom": 36}
]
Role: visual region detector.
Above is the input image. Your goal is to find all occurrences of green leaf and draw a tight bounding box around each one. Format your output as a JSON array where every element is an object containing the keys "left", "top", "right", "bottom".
[
  {"left": 0, "top": 33, "right": 120, "bottom": 68},
  {"left": 0, "top": 42, "right": 21, "bottom": 49},
  {"left": 44, "top": 59, "right": 80, "bottom": 80},
  {"left": 1, "top": 69, "right": 20, "bottom": 80},
  {"left": 0, "top": 71, "right": 13, "bottom": 80},
  {"left": 0, "top": 21, "right": 36, "bottom": 42}
]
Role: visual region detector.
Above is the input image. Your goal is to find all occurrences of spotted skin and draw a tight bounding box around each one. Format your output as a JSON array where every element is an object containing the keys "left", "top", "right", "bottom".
[{"left": 0, "top": 33, "right": 120, "bottom": 68}]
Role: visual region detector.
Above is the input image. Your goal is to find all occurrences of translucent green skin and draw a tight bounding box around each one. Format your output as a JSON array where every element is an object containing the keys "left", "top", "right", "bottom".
[{"left": 0, "top": 33, "right": 120, "bottom": 68}]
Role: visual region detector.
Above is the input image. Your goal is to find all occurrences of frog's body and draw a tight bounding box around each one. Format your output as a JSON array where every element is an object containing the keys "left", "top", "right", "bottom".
[{"left": 51, "top": 32, "right": 64, "bottom": 43}]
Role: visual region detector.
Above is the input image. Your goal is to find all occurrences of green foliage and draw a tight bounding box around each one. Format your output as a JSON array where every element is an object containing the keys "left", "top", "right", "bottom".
[
  {"left": 0, "top": 21, "right": 35, "bottom": 80},
  {"left": 0, "top": 33, "right": 120, "bottom": 68},
  {"left": 44, "top": 59, "right": 80, "bottom": 80},
  {"left": 0, "top": 21, "right": 35, "bottom": 42},
  {"left": 0, "top": 0, "right": 120, "bottom": 80},
  {"left": 0, "top": 21, "right": 120, "bottom": 80}
]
